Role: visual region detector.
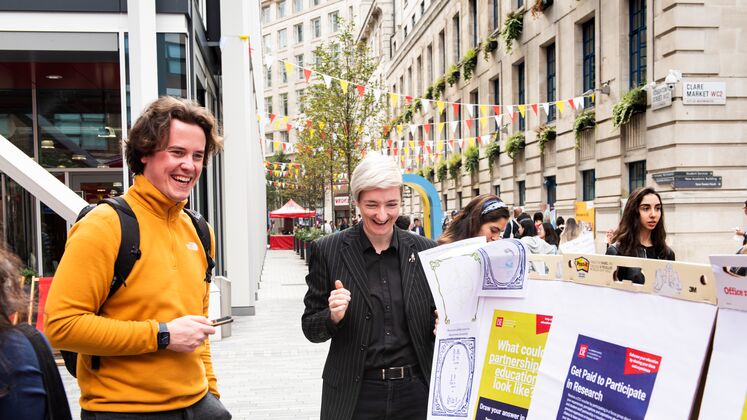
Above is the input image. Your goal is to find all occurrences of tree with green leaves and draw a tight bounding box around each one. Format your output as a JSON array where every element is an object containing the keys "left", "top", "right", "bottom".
[
  {"left": 294, "top": 20, "right": 388, "bottom": 218},
  {"left": 265, "top": 150, "right": 292, "bottom": 211}
]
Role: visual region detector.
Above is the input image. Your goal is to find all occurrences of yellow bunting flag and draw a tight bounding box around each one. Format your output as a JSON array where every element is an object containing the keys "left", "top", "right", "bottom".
[
  {"left": 437, "top": 122, "right": 445, "bottom": 138},
  {"left": 318, "top": 121, "right": 325, "bottom": 130},
  {"left": 284, "top": 61, "right": 294, "bottom": 76},
  {"left": 480, "top": 105, "right": 488, "bottom": 117},
  {"left": 390, "top": 93, "right": 399, "bottom": 108},
  {"left": 339, "top": 79, "right": 349, "bottom": 92},
  {"left": 480, "top": 117, "right": 488, "bottom": 130},
  {"left": 436, "top": 100, "right": 445, "bottom": 114},
  {"left": 555, "top": 100, "right": 565, "bottom": 114},
  {"left": 517, "top": 104, "right": 526, "bottom": 119},
  {"left": 396, "top": 125, "right": 404, "bottom": 136}
]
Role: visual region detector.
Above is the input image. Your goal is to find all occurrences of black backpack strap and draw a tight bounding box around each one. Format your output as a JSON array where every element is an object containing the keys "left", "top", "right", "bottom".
[
  {"left": 100, "top": 196, "right": 141, "bottom": 299},
  {"left": 16, "top": 324, "right": 73, "bottom": 420},
  {"left": 184, "top": 208, "right": 215, "bottom": 283}
]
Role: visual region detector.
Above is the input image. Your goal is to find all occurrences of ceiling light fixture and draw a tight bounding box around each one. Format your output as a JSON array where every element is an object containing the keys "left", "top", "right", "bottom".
[
  {"left": 41, "top": 139, "right": 55, "bottom": 149},
  {"left": 97, "top": 127, "right": 117, "bottom": 138},
  {"left": 71, "top": 154, "right": 86, "bottom": 161},
  {"left": 45, "top": 75, "right": 63, "bottom": 80}
]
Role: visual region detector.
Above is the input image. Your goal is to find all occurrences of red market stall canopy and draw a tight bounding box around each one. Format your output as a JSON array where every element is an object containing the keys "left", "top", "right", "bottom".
[{"left": 269, "top": 199, "right": 315, "bottom": 219}]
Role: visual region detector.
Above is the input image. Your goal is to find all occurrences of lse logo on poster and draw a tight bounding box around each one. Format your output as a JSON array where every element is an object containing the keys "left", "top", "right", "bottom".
[
  {"left": 578, "top": 344, "right": 589, "bottom": 358},
  {"left": 496, "top": 317, "right": 504, "bottom": 327}
]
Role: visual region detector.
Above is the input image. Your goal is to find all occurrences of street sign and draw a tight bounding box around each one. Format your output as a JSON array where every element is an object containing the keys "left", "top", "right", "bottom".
[
  {"left": 683, "top": 82, "right": 726, "bottom": 105},
  {"left": 673, "top": 176, "right": 722, "bottom": 189},
  {"left": 651, "top": 84, "right": 673, "bottom": 110},
  {"left": 654, "top": 171, "right": 714, "bottom": 184}
]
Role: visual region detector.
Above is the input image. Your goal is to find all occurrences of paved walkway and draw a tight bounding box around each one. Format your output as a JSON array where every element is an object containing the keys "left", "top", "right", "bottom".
[{"left": 61, "top": 249, "right": 328, "bottom": 419}]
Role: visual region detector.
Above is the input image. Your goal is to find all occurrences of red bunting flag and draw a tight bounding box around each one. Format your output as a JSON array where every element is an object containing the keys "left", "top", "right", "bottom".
[
  {"left": 492, "top": 105, "right": 501, "bottom": 116},
  {"left": 384, "top": 125, "right": 391, "bottom": 136},
  {"left": 269, "top": 113, "right": 276, "bottom": 123},
  {"left": 321, "top": 132, "right": 326, "bottom": 140},
  {"left": 387, "top": 139, "right": 393, "bottom": 148},
  {"left": 568, "top": 98, "right": 576, "bottom": 110},
  {"left": 452, "top": 103, "right": 460, "bottom": 116},
  {"left": 303, "top": 68, "right": 312, "bottom": 82},
  {"left": 405, "top": 95, "right": 413, "bottom": 104},
  {"left": 423, "top": 124, "right": 431, "bottom": 135},
  {"left": 531, "top": 103, "right": 538, "bottom": 115},
  {"left": 357, "top": 84, "right": 365, "bottom": 97},
  {"left": 287, "top": 123, "right": 293, "bottom": 132},
  {"left": 306, "top": 119, "right": 312, "bottom": 129},
  {"left": 466, "top": 119, "right": 474, "bottom": 131}
]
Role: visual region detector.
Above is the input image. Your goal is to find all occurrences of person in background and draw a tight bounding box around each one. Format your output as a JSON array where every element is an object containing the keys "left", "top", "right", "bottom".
[
  {"left": 395, "top": 215, "right": 411, "bottom": 231},
  {"left": 555, "top": 216, "right": 565, "bottom": 237},
  {"left": 540, "top": 203, "right": 551, "bottom": 224},
  {"left": 518, "top": 219, "right": 558, "bottom": 255},
  {"left": 339, "top": 218, "right": 350, "bottom": 231},
  {"left": 734, "top": 200, "right": 747, "bottom": 246},
  {"left": 439, "top": 195, "right": 510, "bottom": 244},
  {"left": 606, "top": 187, "right": 675, "bottom": 284},
  {"left": 1, "top": 246, "right": 61, "bottom": 420},
  {"left": 502, "top": 207, "right": 523, "bottom": 239},
  {"left": 559, "top": 218, "right": 582, "bottom": 245},
  {"left": 533, "top": 212, "right": 544, "bottom": 230},
  {"left": 411, "top": 218, "right": 425, "bottom": 236},
  {"left": 540, "top": 222, "right": 560, "bottom": 248}
]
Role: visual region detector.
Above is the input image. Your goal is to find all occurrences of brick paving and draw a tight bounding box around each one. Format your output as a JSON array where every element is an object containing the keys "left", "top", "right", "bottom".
[{"left": 61, "top": 249, "right": 328, "bottom": 419}]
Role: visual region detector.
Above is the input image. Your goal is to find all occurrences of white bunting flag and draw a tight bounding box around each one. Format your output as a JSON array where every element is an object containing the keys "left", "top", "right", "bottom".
[
  {"left": 574, "top": 96, "right": 585, "bottom": 110},
  {"left": 450, "top": 121, "right": 460, "bottom": 135},
  {"left": 465, "top": 104, "right": 474, "bottom": 118},
  {"left": 373, "top": 89, "right": 382, "bottom": 102},
  {"left": 265, "top": 54, "right": 275, "bottom": 68},
  {"left": 541, "top": 102, "right": 550, "bottom": 116},
  {"left": 410, "top": 124, "right": 418, "bottom": 136},
  {"left": 493, "top": 114, "right": 503, "bottom": 128},
  {"left": 322, "top": 74, "right": 332, "bottom": 88}
]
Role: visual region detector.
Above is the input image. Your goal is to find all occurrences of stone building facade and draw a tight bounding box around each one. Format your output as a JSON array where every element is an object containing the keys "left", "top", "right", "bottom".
[{"left": 358, "top": 0, "right": 747, "bottom": 262}]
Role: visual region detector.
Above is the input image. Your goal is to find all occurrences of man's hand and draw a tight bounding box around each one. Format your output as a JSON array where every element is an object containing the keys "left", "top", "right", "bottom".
[
  {"left": 328, "top": 280, "right": 351, "bottom": 325},
  {"left": 166, "top": 315, "right": 216, "bottom": 352}
]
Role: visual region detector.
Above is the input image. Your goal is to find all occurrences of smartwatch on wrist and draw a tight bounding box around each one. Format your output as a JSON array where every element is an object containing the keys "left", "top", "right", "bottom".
[{"left": 157, "top": 322, "right": 170, "bottom": 350}]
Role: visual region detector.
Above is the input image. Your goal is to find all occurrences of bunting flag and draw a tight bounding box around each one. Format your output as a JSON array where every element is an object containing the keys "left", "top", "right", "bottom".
[
  {"left": 390, "top": 93, "right": 399, "bottom": 108},
  {"left": 531, "top": 103, "right": 538, "bottom": 116},
  {"left": 405, "top": 95, "right": 413, "bottom": 104},
  {"left": 356, "top": 84, "right": 365, "bottom": 97},
  {"left": 556, "top": 100, "right": 565, "bottom": 114},
  {"left": 421, "top": 99, "right": 430, "bottom": 112},
  {"left": 303, "top": 68, "right": 312, "bottom": 82},
  {"left": 480, "top": 105, "right": 488, "bottom": 117},
  {"left": 318, "top": 121, "right": 325, "bottom": 130},
  {"left": 322, "top": 74, "right": 332, "bottom": 88},
  {"left": 373, "top": 88, "right": 382, "bottom": 101},
  {"left": 568, "top": 98, "right": 576, "bottom": 110},
  {"left": 465, "top": 104, "right": 474, "bottom": 118},
  {"left": 573, "top": 96, "right": 585, "bottom": 110},
  {"left": 493, "top": 114, "right": 503, "bottom": 128},
  {"left": 465, "top": 119, "right": 474, "bottom": 131},
  {"left": 437, "top": 122, "right": 445, "bottom": 138},
  {"left": 541, "top": 103, "right": 550, "bottom": 116},
  {"left": 450, "top": 121, "right": 459, "bottom": 134},
  {"left": 265, "top": 54, "right": 275, "bottom": 68},
  {"left": 339, "top": 79, "right": 349, "bottom": 92},
  {"left": 437, "top": 100, "right": 446, "bottom": 114},
  {"left": 423, "top": 124, "right": 431, "bottom": 136},
  {"left": 493, "top": 105, "right": 501, "bottom": 116},
  {"left": 284, "top": 61, "right": 294, "bottom": 77},
  {"left": 451, "top": 103, "right": 460, "bottom": 118},
  {"left": 517, "top": 104, "right": 526, "bottom": 119}
]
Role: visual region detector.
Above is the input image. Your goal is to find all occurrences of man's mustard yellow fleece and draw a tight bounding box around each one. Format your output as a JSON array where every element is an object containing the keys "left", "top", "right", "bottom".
[{"left": 45, "top": 175, "right": 219, "bottom": 412}]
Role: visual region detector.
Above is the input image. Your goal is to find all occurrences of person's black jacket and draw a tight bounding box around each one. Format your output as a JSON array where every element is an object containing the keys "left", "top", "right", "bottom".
[
  {"left": 301, "top": 223, "right": 437, "bottom": 420},
  {"left": 606, "top": 243, "right": 675, "bottom": 284}
]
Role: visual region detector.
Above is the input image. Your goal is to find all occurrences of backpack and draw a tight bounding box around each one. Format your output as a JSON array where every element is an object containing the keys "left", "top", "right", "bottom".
[
  {"left": 16, "top": 323, "right": 73, "bottom": 420},
  {"left": 60, "top": 196, "right": 215, "bottom": 377}
]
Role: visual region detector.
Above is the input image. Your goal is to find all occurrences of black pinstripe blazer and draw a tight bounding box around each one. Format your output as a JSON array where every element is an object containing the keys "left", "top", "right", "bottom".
[{"left": 302, "top": 223, "right": 437, "bottom": 420}]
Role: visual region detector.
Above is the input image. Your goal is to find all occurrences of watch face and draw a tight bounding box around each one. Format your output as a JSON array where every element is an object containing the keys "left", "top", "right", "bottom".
[{"left": 158, "top": 332, "right": 169, "bottom": 348}]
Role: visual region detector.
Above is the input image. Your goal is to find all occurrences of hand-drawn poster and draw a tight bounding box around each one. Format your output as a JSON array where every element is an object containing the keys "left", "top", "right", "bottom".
[
  {"left": 557, "top": 335, "right": 661, "bottom": 420},
  {"left": 474, "top": 310, "right": 552, "bottom": 420},
  {"left": 431, "top": 323, "right": 478, "bottom": 418}
]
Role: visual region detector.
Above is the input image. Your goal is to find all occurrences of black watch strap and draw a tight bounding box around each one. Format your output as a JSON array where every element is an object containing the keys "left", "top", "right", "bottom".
[{"left": 157, "top": 322, "right": 170, "bottom": 350}]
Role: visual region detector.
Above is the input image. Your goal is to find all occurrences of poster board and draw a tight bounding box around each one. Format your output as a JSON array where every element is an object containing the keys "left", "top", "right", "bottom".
[
  {"left": 697, "top": 255, "right": 747, "bottom": 419},
  {"left": 574, "top": 201, "right": 595, "bottom": 237},
  {"left": 421, "top": 241, "right": 717, "bottom": 420}
]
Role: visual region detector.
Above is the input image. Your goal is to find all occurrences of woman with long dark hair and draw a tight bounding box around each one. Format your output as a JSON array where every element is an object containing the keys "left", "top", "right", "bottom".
[
  {"left": 606, "top": 187, "right": 675, "bottom": 283},
  {"left": 540, "top": 222, "right": 560, "bottom": 247},
  {"left": 518, "top": 219, "right": 558, "bottom": 255},
  {"left": 0, "top": 247, "right": 47, "bottom": 419},
  {"left": 438, "top": 194, "right": 511, "bottom": 244}
]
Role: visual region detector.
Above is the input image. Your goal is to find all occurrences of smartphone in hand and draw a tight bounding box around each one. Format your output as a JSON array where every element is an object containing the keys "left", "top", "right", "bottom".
[{"left": 210, "top": 316, "right": 234, "bottom": 326}]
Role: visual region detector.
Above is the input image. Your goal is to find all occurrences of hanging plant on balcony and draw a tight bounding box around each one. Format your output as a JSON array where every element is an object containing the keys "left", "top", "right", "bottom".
[
  {"left": 423, "top": 165, "right": 435, "bottom": 182},
  {"left": 482, "top": 34, "right": 499, "bottom": 61},
  {"left": 463, "top": 145, "right": 480, "bottom": 176},
  {"left": 573, "top": 110, "right": 596, "bottom": 148},
  {"left": 446, "top": 64, "right": 461, "bottom": 86},
  {"left": 612, "top": 86, "right": 647, "bottom": 128},
  {"left": 448, "top": 153, "right": 463, "bottom": 179},
  {"left": 501, "top": 10, "right": 525, "bottom": 53},
  {"left": 435, "top": 76, "right": 447, "bottom": 97},
  {"left": 413, "top": 98, "right": 423, "bottom": 112},
  {"left": 461, "top": 48, "right": 479, "bottom": 82},
  {"left": 425, "top": 85, "right": 435, "bottom": 100},
  {"left": 530, "top": 0, "right": 554, "bottom": 18},
  {"left": 486, "top": 135, "right": 501, "bottom": 167},
  {"left": 402, "top": 105, "right": 415, "bottom": 123},
  {"left": 505, "top": 132, "right": 526, "bottom": 160},
  {"left": 436, "top": 160, "right": 448, "bottom": 181},
  {"left": 536, "top": 124, "right": 556, "bottom": 153}
]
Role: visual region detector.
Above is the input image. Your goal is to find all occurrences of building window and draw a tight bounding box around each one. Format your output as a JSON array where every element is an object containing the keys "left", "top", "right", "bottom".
[
  {"left": 280, "top": 65, "right": 288, "bottom": 83},
  {"left": 278, "top": 29, "right": 287, "bottom": 49},
  {"left": 421, "top": 0, "right": 425, "bottom": 16},
  {"left": 296, "top": 54, "right": 304, "bottom": 79},
  {"left": 492, "top": 78, "right": 501, "bottom": 130},
  {"left": 329, "top": 11, "right": 340, "bottom": 32},
  {"left": 312, "top": 18, "right": 321, "bottom": 38},
  {"left": 517, "top": 62, "right": 525, "bottom": 131},
  {"left": 629, "top": 0, "right": 646, "bottom": 87},
  {"left": 546, "top": 43, "right": 556, "bottom": 122},
  {"left": 439, "top": 31, "right": 446, "bottom": 74},
  {"left": 281, "top": 93, "right": 289, "bottom": 115},
  {"left": 157, "top": 33, "right": 187, "bottom": 98},
  {"left": 261, "top": 6, "right": 271, "bottom": 24},
  {"left": 453, "top": 14, "right": 460, "bottom": 63},
  {"left": 493, "top": 0, "right": 500, "bottom": 30},
  {"left": 294, "top": 0, "right": 303, "bottom": 13},
  {"left": 277, "top": 0, "right": 287, "bottom": 18},
  {"left": 582, "top": 19, "right": 595, "bottom": 108},
  {"left": 265, "top": 97, "right": 273, "bottom": 115},
  {"left": 416, "top": 56, "right": 423, "bottom": 96},
  {"left": 294, "top": 23, "right": 304, "bottom": 44},
  {"left": 582, "top": 170, "right": 596, "bottom": 201},
  {"left": 545, "top": 176, "right": 556, "bottom": 206},
  {"left": 457, "top": 192, "right": 463, "bottom": 210},
  {"left": 517, "top": 0, "right": 524, "bottom": 8},
  {"left": 265, "top": 67, "right": 272, "bottom": 87},
  {"left": 262, "top": 34, "right": 272, "bottom": 52},
  {"left": 517, "top": 181, "right": 525, "bottom": 206},
  {"left": 629, "top": 160, "right": 646, "bottom": 193},
  {"left": 470, "top": 90, "right": 479, "bottom": 136},
  {"left": 427, "top": 44, "right": 433, "bottom": 84},
  {"left": 312, "top": 0, "right": 320, "bottom": 5},
  {"left": 296, "top": 89, "right": 305, "bottom": 112},
  {"left": 470, "top": 0, "right": 478, "bottom": 48},
  {"left": 404, "top": 24, "right": 409, "bottom": 39},
  {"left": 494, "top": 184, "right": 501, "bottom": 197}
]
